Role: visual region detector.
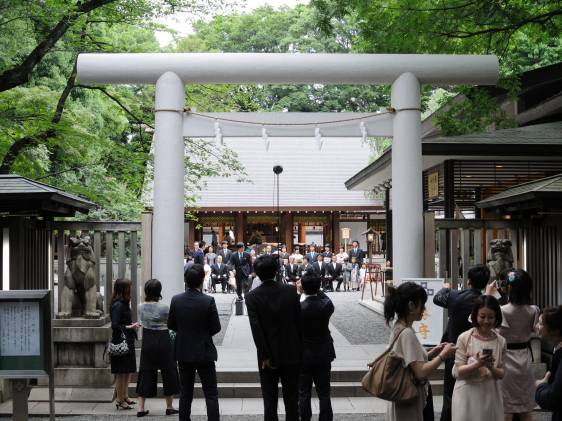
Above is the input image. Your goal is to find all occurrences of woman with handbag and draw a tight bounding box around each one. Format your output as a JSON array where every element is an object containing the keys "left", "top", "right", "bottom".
[
  {"left": 382, "top": 282, "right": 456, "bottom": 421},
  {"left": 135, "top": 279, "right": 180, "bottom": 417},
  {"left": 110, "top": 278, "right": 139, "bottom": 410}
]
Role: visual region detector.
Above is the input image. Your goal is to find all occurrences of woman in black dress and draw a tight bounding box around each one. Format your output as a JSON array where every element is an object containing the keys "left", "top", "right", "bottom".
[
  {"left": 110, "top": 278, "right": 139, "bottom": 410},
  {"left": 136, "top": 279, "right": 180, "bottom": 417}
]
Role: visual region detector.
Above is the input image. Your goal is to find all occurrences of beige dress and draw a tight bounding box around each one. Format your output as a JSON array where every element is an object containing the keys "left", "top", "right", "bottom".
[
  {"left": 386, "top": 321, "right": 428, "bottom": 421},
  {"left": 451, "top": 328, "right": 507, "bottom": 421},
  {"left": 498, "top": 303, "right": 539, "bottom": 414}
]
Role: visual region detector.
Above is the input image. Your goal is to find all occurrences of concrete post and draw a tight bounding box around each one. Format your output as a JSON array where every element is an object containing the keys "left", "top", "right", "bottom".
[
  {"left": 391, "top": 72, "right": 423, "bottom": 282},
  {"left": 153, "top": 72, "right": 185, "bottom": 302}
]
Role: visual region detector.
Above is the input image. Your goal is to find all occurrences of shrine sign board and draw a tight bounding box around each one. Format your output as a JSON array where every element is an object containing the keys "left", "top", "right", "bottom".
[
  {"left": 0, "top": 290, "right": 53, "bottom": 379},
  {"left": 399, "top": 278, "right": 445, "bottom": 346}
]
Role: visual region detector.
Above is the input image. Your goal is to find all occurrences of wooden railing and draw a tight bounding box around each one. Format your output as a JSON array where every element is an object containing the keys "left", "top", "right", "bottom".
[{"left": 51, "top": 221, "right": 141, "bottom": 320}]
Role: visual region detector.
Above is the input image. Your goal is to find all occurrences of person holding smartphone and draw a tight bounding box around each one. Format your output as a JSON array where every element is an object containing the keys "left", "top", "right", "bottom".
[{"left": 451, "top": 295, "right": 506, "bottom": 421}]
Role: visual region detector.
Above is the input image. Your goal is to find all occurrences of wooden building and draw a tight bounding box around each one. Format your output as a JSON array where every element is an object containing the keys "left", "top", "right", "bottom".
[
  {"left": 0, "top": 174, "right": 96, "bottom": 291},
  {"left": 143, "top": 137, "right": 385, "bottom": 252}
]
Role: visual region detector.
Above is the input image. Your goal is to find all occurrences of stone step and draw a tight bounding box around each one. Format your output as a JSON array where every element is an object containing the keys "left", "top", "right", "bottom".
[{"left": 127, "top": 380, "right": 445, "bottom": 399}]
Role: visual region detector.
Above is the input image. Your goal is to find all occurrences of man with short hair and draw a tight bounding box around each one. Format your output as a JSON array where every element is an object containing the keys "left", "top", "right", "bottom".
[
  {"left": 211, "top": 255, "right": 229, "bottom": 293},
  {"left": 312, "top": 254, "right": 327, "bottom": 290},
  {"left": 298, "top": 272, "right": 335, "bottom": 421},
  {"left": 217, "top": 241, "right": 232, "bottom": 266},
  {"left": 246, "top": 255, "right": 302, "bottom": 421},
  {"left": 433, "top": 264, "right": 490, "bottom": 421},
  {"left": 284, "top": 256, "right": 299, "bottom": 284},
  {"left": 192, "top": 241, "right": 204, "bottom": 265},
  {"left": 168, "top": 264, "right": 221, "bottom": 421},
  {"left": 322, "top": 245, "right": 333, "bottom": 264},
  {"left": 229, "top": 242, "right": 253, "bottom": 300},
  {"left": 348, "top": 240, "right": 364, "bottom": 266},
  {"left": 325, "top": 255, "right": 343, "bottom": 292},
  {"left": 306, "top": 245, "right": 318, "bottom": 266}
]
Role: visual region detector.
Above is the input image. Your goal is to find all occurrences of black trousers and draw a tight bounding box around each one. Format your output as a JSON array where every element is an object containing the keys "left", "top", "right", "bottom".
[
  {"left": 298, "top": 363, "right": 333, "bottom": 421},
  {"left": 439, "top": 357, "right": 454, "bottom": 421},
  {"left": 236, "top": 276, "right": 248, "bottom": 299},
  {"left": 258, "top": 364, "right": 300, "bottom": 421},
  {"left": 178, "top": 362, "right": 219, "bottom": 421}
]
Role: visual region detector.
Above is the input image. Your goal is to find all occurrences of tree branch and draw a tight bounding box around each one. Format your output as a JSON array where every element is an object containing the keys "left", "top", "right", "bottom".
[
  {"left": 75, "top": 84, "right": 154, "bottom": 129},
  {"left": 0, "top": 0, "right": 115, "bottom": 92}
]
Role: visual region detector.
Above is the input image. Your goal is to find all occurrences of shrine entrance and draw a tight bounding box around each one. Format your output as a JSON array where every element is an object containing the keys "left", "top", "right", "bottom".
[{"left": 77, "top": 53, "right": 498, "bottom": 300}]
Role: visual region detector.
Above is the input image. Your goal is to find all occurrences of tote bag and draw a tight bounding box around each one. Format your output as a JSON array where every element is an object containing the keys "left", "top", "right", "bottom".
[{"left": 361, "top": 327, "right": 419, "bottom": 402}]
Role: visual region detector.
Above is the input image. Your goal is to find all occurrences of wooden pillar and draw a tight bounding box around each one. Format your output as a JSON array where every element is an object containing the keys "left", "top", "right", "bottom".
[
  {"left": 332, "top": 212, "right": 340, "bottom": 250},
  {"left": 218, "top": 224, "right": 224, "bottom": 243},
  {"left": 444, "top": 160, "right": 455, "bottom": 219},
  {"left": 283, "top": 213, "right": 293, "bottom": 252},
  {"left": 188, "top": 221, "right": 196, "bottom": 251},
  {"left": 322, "top": 219, "right": 329, "bottom": 246},
  {"left": 298, "top": 223, "right": 306, "bottom": 244},
  {"left": 235, "top": 212, "right": 245, "bottom": 244}
]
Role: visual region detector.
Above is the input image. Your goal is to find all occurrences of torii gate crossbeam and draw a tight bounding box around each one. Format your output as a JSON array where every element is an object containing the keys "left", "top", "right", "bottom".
[{"left": 77, "top": 53, "right": 498, "bottom": 301}]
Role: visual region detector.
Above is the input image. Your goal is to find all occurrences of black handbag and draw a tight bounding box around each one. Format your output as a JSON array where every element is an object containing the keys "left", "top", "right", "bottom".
[{"left": 106, "top": 330, "right": 130, "bottom": 357}]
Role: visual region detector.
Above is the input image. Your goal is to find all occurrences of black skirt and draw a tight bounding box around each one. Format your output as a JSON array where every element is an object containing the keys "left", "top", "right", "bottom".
[
  {"left": 110, "top": 331, "right": 137, "bottom": 374},
  {"left": 139, "top": 328, "right": 175, "bottom": 370}
]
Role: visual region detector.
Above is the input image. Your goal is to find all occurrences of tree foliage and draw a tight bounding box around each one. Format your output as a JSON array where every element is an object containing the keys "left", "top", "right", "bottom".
[{"left": 311, "top": 0, "right": 562, "bottom": 135}]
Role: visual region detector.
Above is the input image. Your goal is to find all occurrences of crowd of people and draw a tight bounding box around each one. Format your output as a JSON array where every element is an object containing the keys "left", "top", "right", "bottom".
[
  {"left": 108, "top": 249, "right": 562, "bottom": 421},
  {"left": 184, "top": 240, "right": 373, "bottom": 297},
  {"left": 384, "top": 265, "right": 562, "bottom": 421}
]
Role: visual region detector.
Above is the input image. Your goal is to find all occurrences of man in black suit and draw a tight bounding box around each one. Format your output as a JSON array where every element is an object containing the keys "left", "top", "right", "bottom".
[
  {"left": 192, "top": 241, "right": 205, "bottom": 265},
  {"left": 229, "top": 242, "right": 253, "bottom": 300},
  {"left": 168, "top": 264, "right": 221, "bottom": 421},
  {"left": 321, "top": 245, "right": 333, "bottom": 263},
  {"left": 211, "top": 255, "right": 229, "bottom": 293},
  {"left": 305, "top": 245, "right": 319, "bottom": 266},
  {"left": 246, "top": 255, "right": 302, "bottom": 421},
  {"left": 217, "top": 241, "right": 232, "bottom": 266},
  {"left": 297, "top": 257, "right": 313, "bottom": 279},
  {"left": 312, "top": 254, "right": 327, "bottom": 291},
  {"left": 348, "top": 240, "right": 364, "bottom": 266},
  {"left": 299, "top": 272, "right": 335, "bottom": 421},
  {"left": 325, "top": 255, "right": 343, "bottom": 292},
  {"left": 284, "top": 257, "right": 299, "bottom": 284},
  {"left": 433, "top": 264, "right": 490, "bottom": 421}
]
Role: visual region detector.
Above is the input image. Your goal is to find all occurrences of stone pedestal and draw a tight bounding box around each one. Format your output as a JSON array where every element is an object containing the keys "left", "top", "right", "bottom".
[{"left": 49, "top": 317, "right": 112, "bottom": 386}]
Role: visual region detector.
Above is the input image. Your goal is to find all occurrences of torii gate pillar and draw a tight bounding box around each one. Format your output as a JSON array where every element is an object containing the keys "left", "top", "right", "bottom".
[
  {"left": 153, "top": 72, "right": 185, "bottom": 301},
  {"left": 391, "top": 72, "right": 422, "bottom": 282}
]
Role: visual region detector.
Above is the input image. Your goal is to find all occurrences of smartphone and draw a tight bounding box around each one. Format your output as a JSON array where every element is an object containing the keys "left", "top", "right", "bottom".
[{"left": 482, "top": 348, "right": 492, "bottom": 356}]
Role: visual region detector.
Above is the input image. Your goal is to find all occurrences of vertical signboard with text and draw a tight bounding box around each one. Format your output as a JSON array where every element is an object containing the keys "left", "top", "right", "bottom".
[{"left": 398, "top": 278, "right": 445, "bottom": 346}]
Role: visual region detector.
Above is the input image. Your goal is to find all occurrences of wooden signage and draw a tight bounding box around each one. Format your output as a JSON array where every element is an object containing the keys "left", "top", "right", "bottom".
[
  {"left": 428, "top": 172, "right": 439, "bottom": 199},
  {"left": 341, "top": 227, "right": 350, "bottom": 240}
]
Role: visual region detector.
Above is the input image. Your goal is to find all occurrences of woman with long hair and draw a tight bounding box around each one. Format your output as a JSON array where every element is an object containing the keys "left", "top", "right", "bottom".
[
  {"left": 536, "top": 306, "right": 562, "bottom": 421},
  {"left": 135, "top": 279, "right": 180, "bottom": 417},
  {"left": 110, "top": 278, "right": 139, "bottom": 410},
  {"left": 497, "top": 269, "right": 539, "bottom": 421},
  {"left": 384, "top": 282, "right": 456, "bottom": 421}
]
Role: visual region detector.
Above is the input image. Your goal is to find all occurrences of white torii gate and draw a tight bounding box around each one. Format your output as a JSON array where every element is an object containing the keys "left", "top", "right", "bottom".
[{"left": 77, "top": 53, "right": 498, "bottom": 301}]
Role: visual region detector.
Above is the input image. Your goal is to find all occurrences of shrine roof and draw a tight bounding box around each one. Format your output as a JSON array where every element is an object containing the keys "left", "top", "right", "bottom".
[{"left": 0, "top": 174, "right": 97, "bottom": 216}]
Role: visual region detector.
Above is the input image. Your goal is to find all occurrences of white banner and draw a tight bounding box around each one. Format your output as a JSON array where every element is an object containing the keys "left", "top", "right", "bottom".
[{"left": 400, "top": 278, "right": 445, "bottom": 346}]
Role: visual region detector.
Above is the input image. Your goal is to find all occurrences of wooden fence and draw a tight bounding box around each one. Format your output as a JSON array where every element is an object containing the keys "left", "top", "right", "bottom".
[{"left": 51, "top": 222, "right": 142, "bottom": 320}]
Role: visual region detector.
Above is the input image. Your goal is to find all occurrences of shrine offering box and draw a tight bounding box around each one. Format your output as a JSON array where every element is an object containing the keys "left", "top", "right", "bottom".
[{"left": 0, "top": 290, "right": 52, "bottom": 379}]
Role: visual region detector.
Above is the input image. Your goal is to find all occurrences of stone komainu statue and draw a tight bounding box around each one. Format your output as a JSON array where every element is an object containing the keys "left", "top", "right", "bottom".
[
  {"left": 487, "top": 239, "right": 514, "bottom": 281},
  {"left": 58, "top": 236, "right": 101, "bottom": 319}
]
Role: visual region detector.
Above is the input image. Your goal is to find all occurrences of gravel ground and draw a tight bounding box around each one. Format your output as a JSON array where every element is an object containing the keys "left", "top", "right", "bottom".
[
  {"left": 210, "top": 293, "right": 236, "bottom": 346},
  {"left": 328, "top": 291, "right": 390, "bottom": 345}
]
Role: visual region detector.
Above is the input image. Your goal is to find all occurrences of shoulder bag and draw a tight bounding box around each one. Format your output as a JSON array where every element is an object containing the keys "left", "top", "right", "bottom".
[
  {"left": 105, "top": 329, "right": 130, "bottom": 358},
  {"left": 361, "top": 327, "right": 419, "bottom": 402}
]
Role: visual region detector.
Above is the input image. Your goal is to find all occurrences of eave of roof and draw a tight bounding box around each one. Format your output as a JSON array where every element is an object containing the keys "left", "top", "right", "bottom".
[
  {"left": 0, "top": 174, "right": 97, "bottom": 215},
  {"left": 476, "top": 173, "right": 562, "bottom": 209},
  {"left": 345, "top": 122, "right": 562, "bottom": 191}
]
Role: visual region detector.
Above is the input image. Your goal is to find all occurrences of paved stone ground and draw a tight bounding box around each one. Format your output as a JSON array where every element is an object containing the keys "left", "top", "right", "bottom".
[
  {"left": 19, "top": 413, "right": 552, "bottom": 420},
  {"left": 328, "top": 290, "right": 390, "bottom": 345}
]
